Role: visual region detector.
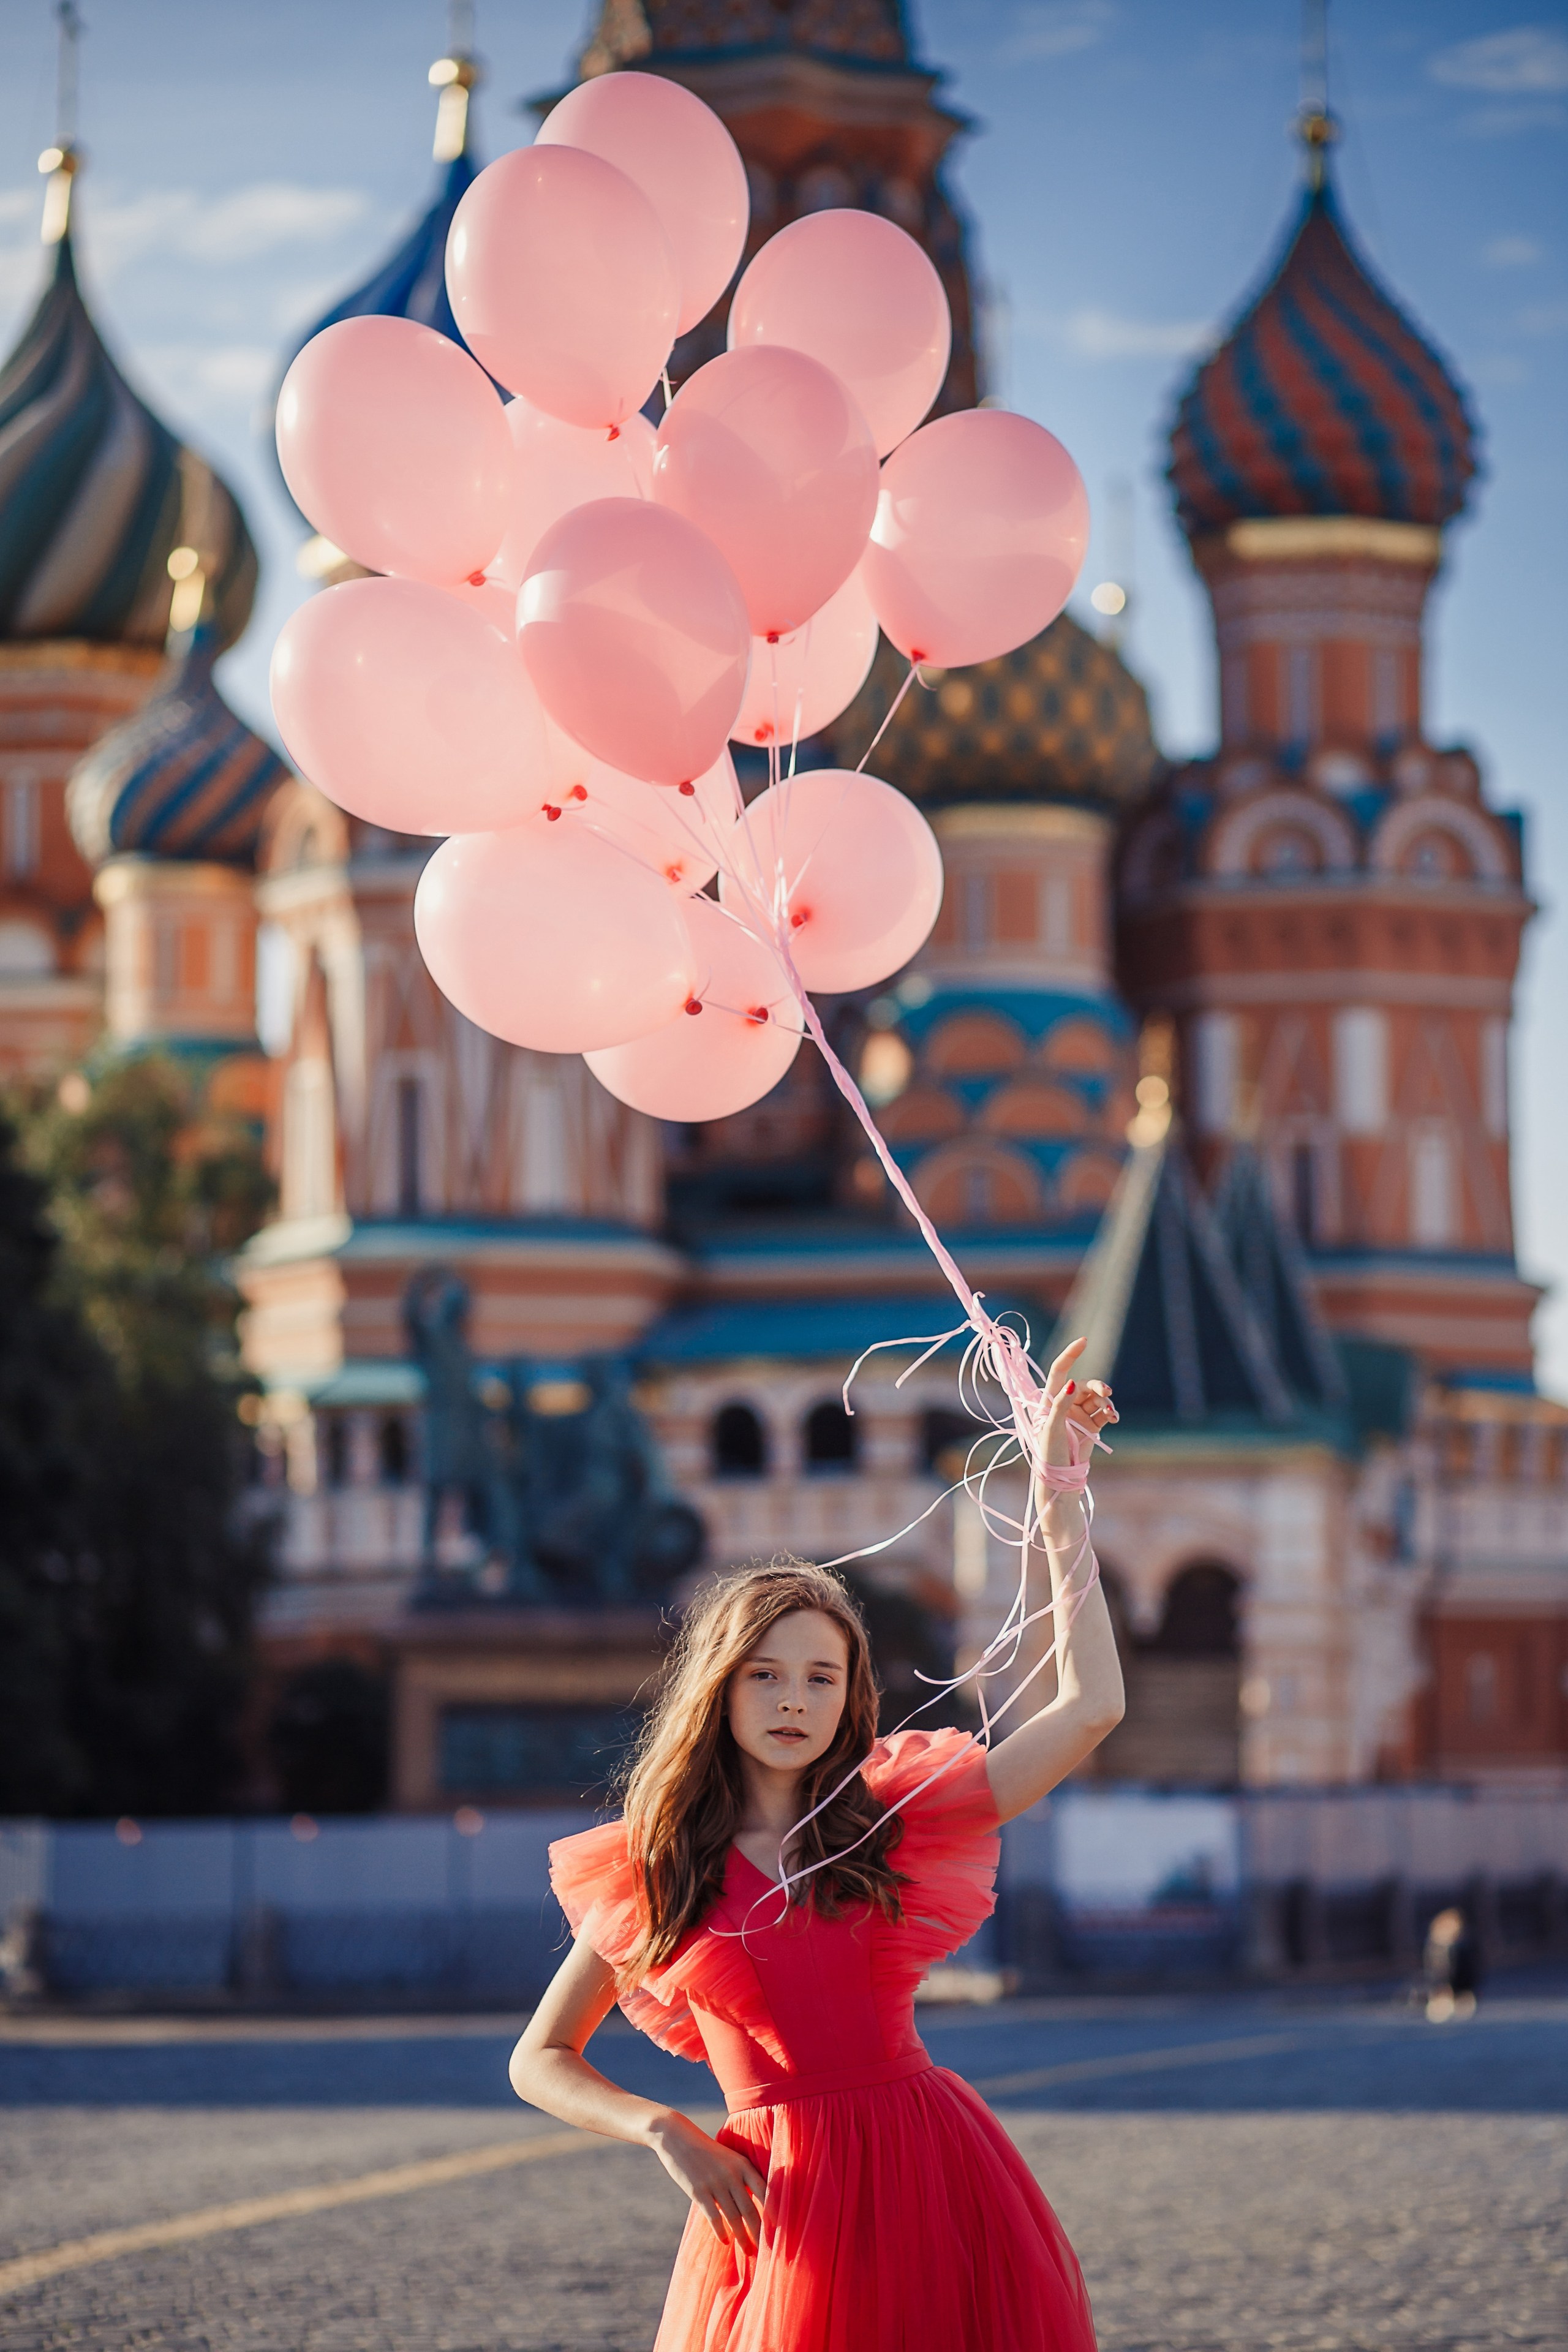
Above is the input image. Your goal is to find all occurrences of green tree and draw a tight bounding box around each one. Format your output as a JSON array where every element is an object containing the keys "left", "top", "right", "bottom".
[{"left": 0, "top": 1059, "right": 273, "bottom": 1816}]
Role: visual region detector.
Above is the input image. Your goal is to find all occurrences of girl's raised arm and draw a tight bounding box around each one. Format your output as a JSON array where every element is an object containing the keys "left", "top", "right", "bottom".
[
  {"left": 984, "top": 1336, "right": 1125, "bottom": 1825},
  {"left": 510, "top": 1932, "right": 767, "bottom": 2250}
]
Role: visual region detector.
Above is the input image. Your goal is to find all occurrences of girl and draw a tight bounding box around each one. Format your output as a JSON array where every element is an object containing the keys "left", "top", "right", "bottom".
[{"left": 510, "top": 1338, "right": 1122, "bottom": 2350}]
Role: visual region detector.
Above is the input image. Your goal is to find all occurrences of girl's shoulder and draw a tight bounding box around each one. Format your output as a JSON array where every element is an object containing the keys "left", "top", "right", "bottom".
[
  {"left": 861, "top": 1724, "right": 998, "bottom": 1849},
  {"left": 547, "top": 1818, "right": 708, "bottom": 2062}
]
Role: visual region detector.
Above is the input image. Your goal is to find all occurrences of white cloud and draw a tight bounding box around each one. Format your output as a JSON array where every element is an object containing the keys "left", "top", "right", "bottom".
[
  {"left": 1483, "top": 233, "right": 1545, "bottom": 266},
  {"left": 78, "top": 182, "right": 372, "bottom": 270},
  {"left": 137, "top": 342, "right": 277, "bottom": 403},
  {"left": 1430, "top": 24, "right": 1568, "bottom": 93},
  {"left": 1061, "top": 306, "right": 1216, "bottom": 360},
  {"left": 1001, "top": 1, "right": 1115, "bottom": 63}
]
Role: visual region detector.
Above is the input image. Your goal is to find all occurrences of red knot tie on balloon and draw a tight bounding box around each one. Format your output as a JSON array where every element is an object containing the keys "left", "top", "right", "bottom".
[
  {"left": 790, "top": 908, "right": 809, "bottom": 929},
  {"left": 746, "top": 1005, "right": 769, "bottom": 1025},
  {"left": 766, "top": 630, "right": 780, "bottom": 645},
  {"left": 466, "top": 572, "right": 486, "bottom": 587},
  {"left": 606, "top": 424, "right": 620, "bottom": 441},
  {"left": 543, "top": 804, "right": 562, "bottom": 821},
  {"left": 683, "top": 996, "right": 703, "bottom": 1016},
  {"left": 677, "top": 780, "right": 696, "bottom": 796},
  {"left": 570, "top": 785, "right": 587, "bottom": 801}
]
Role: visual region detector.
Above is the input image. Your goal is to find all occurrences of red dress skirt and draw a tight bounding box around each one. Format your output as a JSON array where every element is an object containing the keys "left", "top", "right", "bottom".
[{"left": 549, "top": 1728, "right": 1096, "bottom": 2352}]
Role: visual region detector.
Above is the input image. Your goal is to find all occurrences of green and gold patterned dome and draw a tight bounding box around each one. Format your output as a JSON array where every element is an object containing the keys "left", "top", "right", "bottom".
[{"left": 823, "top": 614, "right": 1161, "bottom": 808}]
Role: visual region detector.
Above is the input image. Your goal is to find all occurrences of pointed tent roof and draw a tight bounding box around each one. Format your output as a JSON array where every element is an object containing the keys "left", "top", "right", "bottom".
[
  {"left": 0, "top": 228, "right": 257, "bottom": 650},
  {"left": 1053, "top": 1125, "right": 1316, "bottom": 1431},
  {"left": 1211, "top": 1145, "right": 1346, "bottom": 1411}
]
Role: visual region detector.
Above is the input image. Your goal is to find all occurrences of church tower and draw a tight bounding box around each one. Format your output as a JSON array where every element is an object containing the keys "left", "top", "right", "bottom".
[
  {"left": 1117, "top": 112, "right": 1536, "bottom": 1382},
  {"left": 0, "top": 127, "right": 257, "bottom": 1078}
]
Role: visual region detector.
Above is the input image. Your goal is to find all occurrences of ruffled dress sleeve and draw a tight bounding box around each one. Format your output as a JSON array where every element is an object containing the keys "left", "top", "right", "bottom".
[
  {"left": 862, "top": 1725, "right": 1001, "bottom": 1998},
  {"left": 548, "top": 1819, "right": 707, "bottom": 2062}
]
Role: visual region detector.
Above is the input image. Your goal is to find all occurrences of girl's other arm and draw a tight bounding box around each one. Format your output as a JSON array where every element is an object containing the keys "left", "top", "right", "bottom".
[{"left": 509, "top": 1932, "right": 767, "bottom": 2248}]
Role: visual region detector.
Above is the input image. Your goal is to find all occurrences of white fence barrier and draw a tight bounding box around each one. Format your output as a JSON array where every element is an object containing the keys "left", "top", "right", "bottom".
[{"left": 2, "top": 1785, "right": 1564, "bottom": 1999}]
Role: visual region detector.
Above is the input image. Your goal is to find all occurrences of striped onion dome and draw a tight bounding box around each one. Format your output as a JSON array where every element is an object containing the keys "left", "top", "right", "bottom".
[
  {"left": 67, "top": 619, "right": 288, "bottom": 867},
  {"left": 0, "top": 229, "right": 257, "bottom": 649},
  {"left": 270, "top": 146, "right": 480, "bottom": 522},
  {"left": 1167, "top": 178, "right": 1478, "bottom": 537}
]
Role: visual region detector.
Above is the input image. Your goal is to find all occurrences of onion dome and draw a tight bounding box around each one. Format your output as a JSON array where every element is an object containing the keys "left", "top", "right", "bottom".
[
  {"left": 823, "top": 616, "right": 1161, "bottom": 809},
  {"left": 0, "top": 217, "right": 257, "bottom": 650},
  {"left": 1167, "top": 172, "right": 1477, "bottom": 538},
  {"left": 580, "top": 0, "right": 910, "bottom": 73},
  {"left": 67, "top": 618, "right": 288, "bottom": 868},
  {"left": 270, "top": 43, "right": 483, "bottom": 527}
]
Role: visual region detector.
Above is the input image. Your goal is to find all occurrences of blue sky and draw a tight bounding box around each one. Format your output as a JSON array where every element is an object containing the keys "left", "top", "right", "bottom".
[{"left": 1, "top": 0, "right": 1564, "bottom": 1385}]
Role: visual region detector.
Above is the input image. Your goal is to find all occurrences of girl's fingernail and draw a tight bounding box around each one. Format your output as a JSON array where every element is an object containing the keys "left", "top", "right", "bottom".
[{"left": 1066, "top": 1381, "right": 1076, "bottom": 1393}]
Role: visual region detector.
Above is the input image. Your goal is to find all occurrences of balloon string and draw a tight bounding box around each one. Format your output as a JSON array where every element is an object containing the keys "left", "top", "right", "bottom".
[{"left": 855, "top": 658, "right": 921, "bottom": 775}]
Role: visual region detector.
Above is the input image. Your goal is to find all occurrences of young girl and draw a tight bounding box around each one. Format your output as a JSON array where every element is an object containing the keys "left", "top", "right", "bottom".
[{"left": 510, "top": 1340, "right": 1122, "bottom": 2350}]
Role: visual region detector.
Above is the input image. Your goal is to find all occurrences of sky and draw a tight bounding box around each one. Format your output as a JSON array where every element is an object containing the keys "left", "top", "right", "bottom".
[{"left": 1, "top": 0, "right": 1564, "bottom": 1385}]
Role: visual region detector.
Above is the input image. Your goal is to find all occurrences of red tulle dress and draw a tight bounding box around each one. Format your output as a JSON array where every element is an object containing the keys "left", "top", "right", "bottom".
[{"left": 548, "top": 1727, "right": 1096, "bottom": 2352}]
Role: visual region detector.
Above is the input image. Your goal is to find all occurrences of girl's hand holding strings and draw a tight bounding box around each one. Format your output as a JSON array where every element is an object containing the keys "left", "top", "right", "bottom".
[
  {"left": 1035, "top": 1335, "right": 1117, "bottom": 1547},
  {"left": 646, "top": 2109, "right": 767, "bottom": 2252}
]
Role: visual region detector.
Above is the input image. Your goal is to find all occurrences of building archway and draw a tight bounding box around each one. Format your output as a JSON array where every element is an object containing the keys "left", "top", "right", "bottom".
[
  {"left": 712, "top": 1401, "right": 768, "bottom": 1480},
  {"left": 1091, "top": 1559, "right": 1244, "bottom": 1786}
]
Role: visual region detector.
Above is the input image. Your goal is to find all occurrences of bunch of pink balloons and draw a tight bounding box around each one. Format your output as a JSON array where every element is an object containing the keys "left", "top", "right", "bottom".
[{"left": 270, "top": 70, "right": 1090, "bottom": 1123}]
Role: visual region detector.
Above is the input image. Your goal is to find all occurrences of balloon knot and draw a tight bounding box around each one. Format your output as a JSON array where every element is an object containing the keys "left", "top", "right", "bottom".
[
  {"left": 570, "top": 785, "right": 587, "bottom": 801},
  {"left": 543, "top": 804, "right": 562, "bottom": 822},
  {"left": 684, "top": 997, "right": 704, "bottom": 1016},
  {"left": 790, "top": 910, "right": 809, "bottom": 929},
  {"left": 746, "top": 1005, "right": 769, "bottom": 1027},
  {"left": 606, "top": 424, "right": 620, "bottom": 442},
  {"left": 766, "top": 631, "right": 780, "bottom": 645},
  {"left": 910, "top": 649, "right": 927, "bottom": 663},
  {"left": 677, "top": 780, "right": 696, "bottom": 796},
  {"left": 467, "top": 572, "right": 486, "bottom": 587},
  {"left": 752, "top": 726, "right": 772, "bottom": 744},
  {"left": 665, "top": 864, "right": 684, "bottom": 884}
]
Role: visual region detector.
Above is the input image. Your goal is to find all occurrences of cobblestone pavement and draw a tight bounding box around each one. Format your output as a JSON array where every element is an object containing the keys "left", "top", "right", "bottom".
[{"left": 1, "top": 1979, "right": 1564, "bottom": 2351}]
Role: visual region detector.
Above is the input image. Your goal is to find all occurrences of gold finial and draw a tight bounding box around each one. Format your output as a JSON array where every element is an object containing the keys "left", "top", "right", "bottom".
[
  {"left": 1295, "top": 0, "right": 1338, "bottom": 190},
  {"left": 39, "top": 2, "right": 84, "bottom": 244},
  {"left": 429, "top": 0, "right": 481, "bottom": 162},
  {"left": 166, "top": 545, "right": 207, "bottom": 636}
]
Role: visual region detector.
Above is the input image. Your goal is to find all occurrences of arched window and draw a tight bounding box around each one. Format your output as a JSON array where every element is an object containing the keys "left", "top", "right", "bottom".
[
  {"left": 1152, "top": 1564, "right": 1241, "bottom": 1659},
  {"left": 804, "top": 1401, "right": 858, "bottom": 1475},
  {"left": 379, "top": 1415, "right": 409, "bottom": 1485},
  {"left": 712, "top": 1402, "right": 767, "bottom": 1480}
]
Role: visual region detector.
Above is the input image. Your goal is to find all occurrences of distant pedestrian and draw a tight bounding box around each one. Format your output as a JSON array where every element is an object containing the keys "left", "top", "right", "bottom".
[{"left": 1424, "top": 1905, "right": 1481, "bottom": 2021}]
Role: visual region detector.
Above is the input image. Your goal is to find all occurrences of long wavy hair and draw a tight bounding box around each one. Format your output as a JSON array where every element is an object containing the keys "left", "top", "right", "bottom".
[{"left": 616, "top": 1560, "right": 906, "bottom": 1984}]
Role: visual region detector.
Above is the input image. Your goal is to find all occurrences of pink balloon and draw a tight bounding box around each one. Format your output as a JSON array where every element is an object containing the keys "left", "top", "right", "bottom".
[
  {"left": 719, "top": 769, "right": 943, "bottom": 993},
  {"left": 518, "top": 499, "right": 752, "bottom": 786},
  {"left": 586, "top": 896, "right": 801, "bottom": 1121},
  {"left": 445, "top": 146, "right": 678, "bottom": 428},
  {"left": 275, "top": 315, "right": 511, "bottom": 584},
  {"left": 415, "top": 821, "right": 696, "bottom": 1054},
  {"left": 728, "top": 210, "right": 951, "bottom": 458},
  {"left": 729, "top": 567, "right": 879, "bottom": 748},
  {"left": 537, "top": 72, "right": 748, "bottom": 339},
  {"left": 270, "top": 578, "right": 546, "bottom": 836},
  {"left": 489, "top": 399, "right": 656, "bottom": 589},
  {"left": 653, "top": 347, "right": 877, "bottom": 637},
  {"left": 862, "top": 410, "right": 1089, "bottom": 669}
]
